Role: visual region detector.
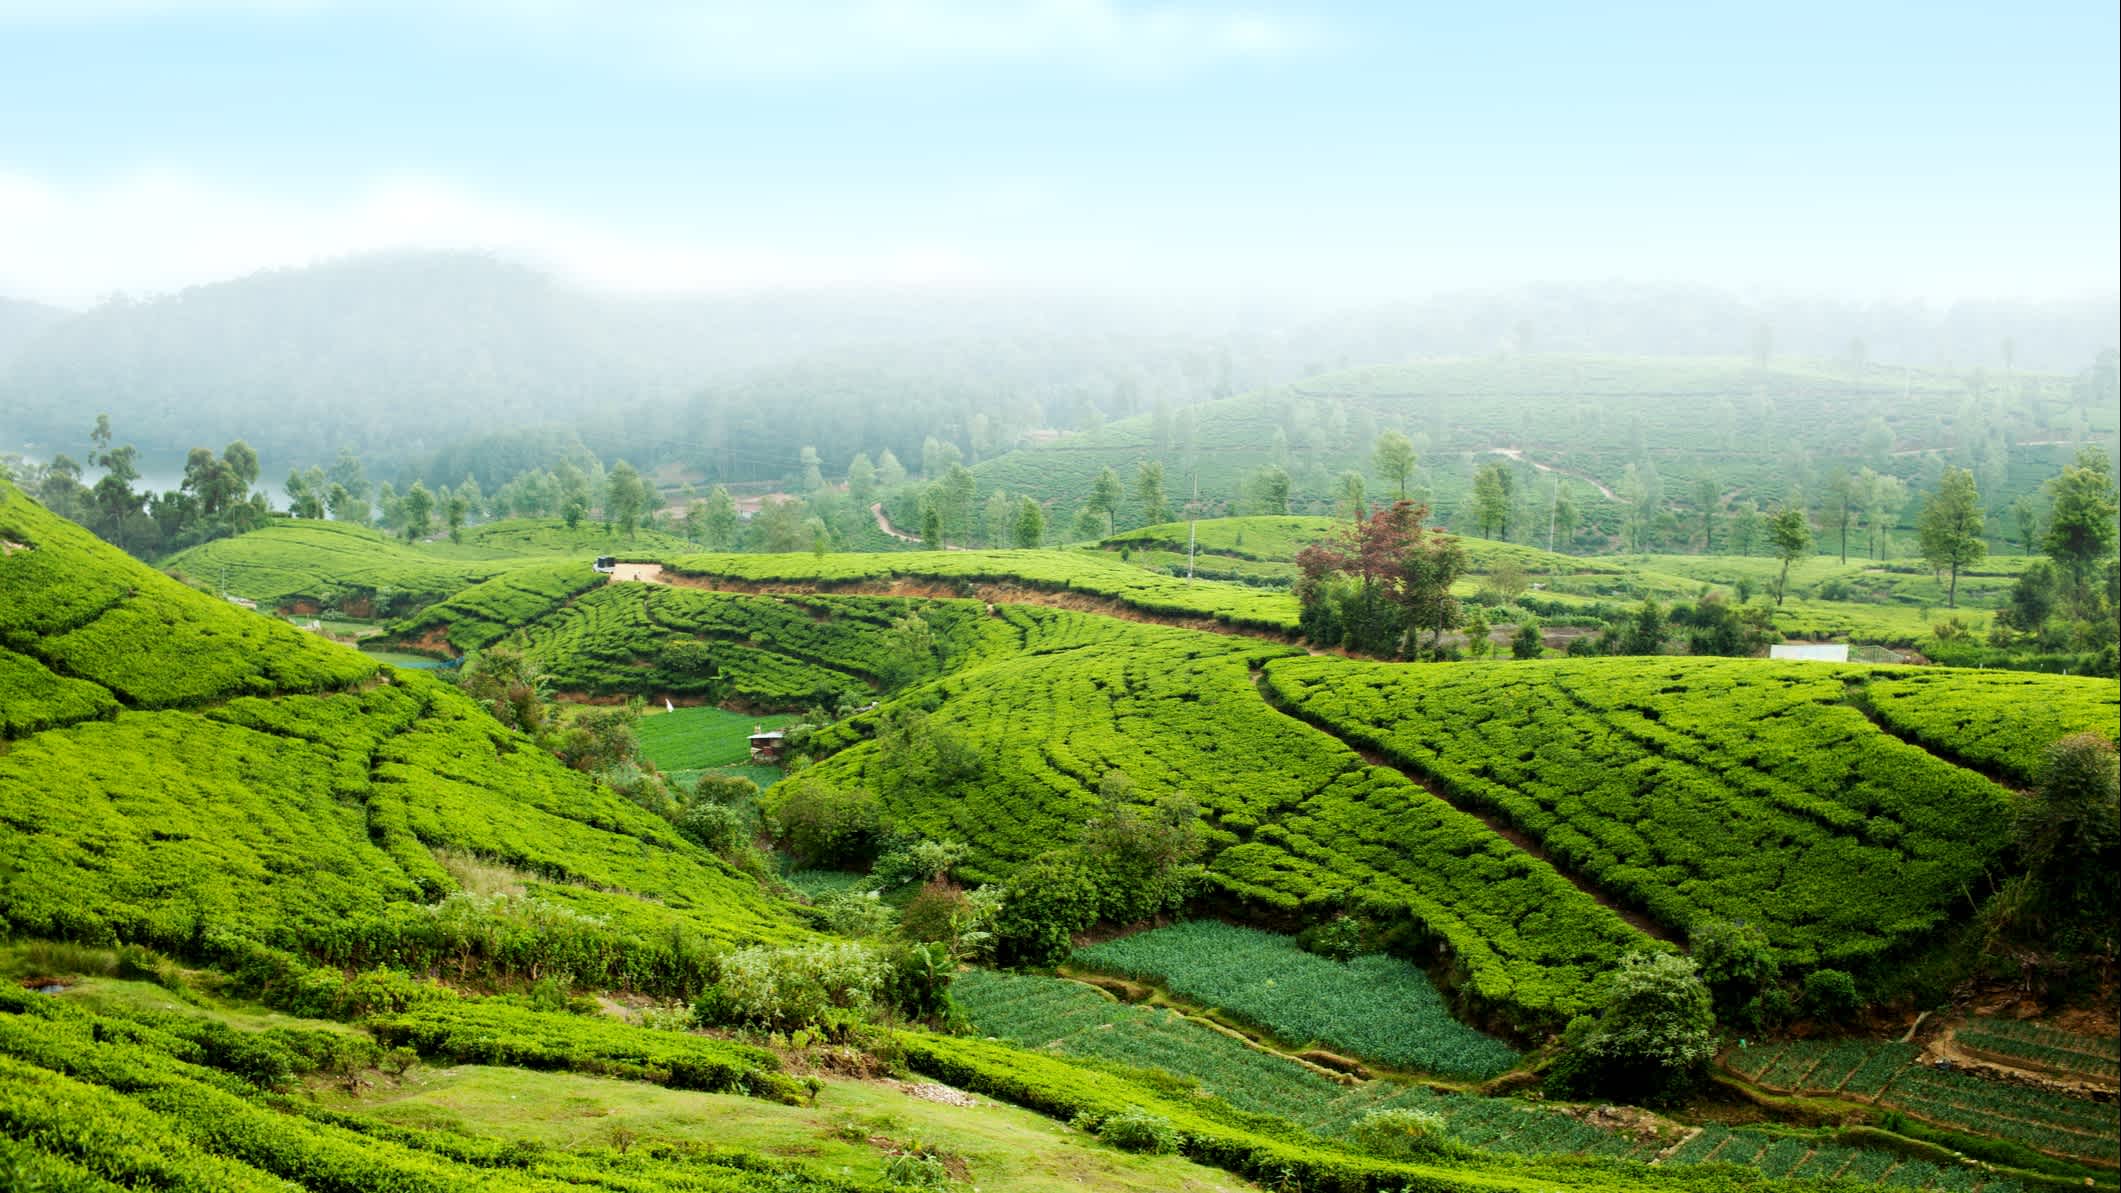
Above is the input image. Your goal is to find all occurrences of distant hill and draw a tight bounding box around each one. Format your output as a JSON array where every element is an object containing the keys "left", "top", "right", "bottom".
[
  {"left": 940, "top": 354, "right": 2119, "bottom": 549},
  {"left": 0, "top": 296, "right": 67, "bottom": 374}
]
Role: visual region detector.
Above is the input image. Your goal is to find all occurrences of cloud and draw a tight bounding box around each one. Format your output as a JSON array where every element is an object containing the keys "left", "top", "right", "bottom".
[
  {"left": 0, "top": 0, "right": 1324, "bottom": 78},
  {"left": 0, "top": 169, "right": 993, "bottom": 305}
]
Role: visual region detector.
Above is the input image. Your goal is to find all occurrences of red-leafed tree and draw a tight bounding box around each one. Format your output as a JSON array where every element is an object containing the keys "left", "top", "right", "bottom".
[{"left": 1296, "top": 501, "right": 1462, "bottom": 657}]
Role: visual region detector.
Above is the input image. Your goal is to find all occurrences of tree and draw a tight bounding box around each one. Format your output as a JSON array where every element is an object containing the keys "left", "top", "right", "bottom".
[
  {"left": 1403, "top": 529, "right": 1466, "bottom": 656},
  {"left": 560, "top": 492, "right": 587, "bottom": 531},
  {"left": 2011, "top": 733, "right": 2119, "bottom": 953},
  {"left": 1918, "top": 467, "right": 1986, "bottom": 608},
  {"left": 1554, "top": 951, "right": 1715, "bottom": 1105},
  {"left": 2010, "top": 494, "right": 2040, "bottom": 553},
  {"left": 1013, "top": 496, "right": 1045, "bottom": 548},
  {"left": 1250, "top": 465, "right": 1290, "bottom": 516},
  {"left": 1692, "top": 475, "right": 1718, "bottom": 553},
  {"left": 1085, "top": 466, "right": 1124, "bottom": 535},
  {"left": 1135, "top": 460, "right": 1170, "bottom": 525},
  {"left": 1726, "top": 501, "right": 1760, "bottom": 556},
  {"left": 846, "top": 452, "right": 877, "bottom": 505},
  {"left": 798, "top": 445, "right": 825, "bottom": 492},
  {"left": 1373, "top": 430, "right": 1416, "bottom": 501},
  {"left": 605, "top": 461, "right": 648, "bottom": 536},
  {"left": 1551, "top": 484, "right": 1577, "bottom": 552},
  {"left": 1766, "top": 506, "right": 1811, "bottom": 606},
  {"left": 921, "top": 503, "right": 943, "bottom": 549},
  {"left": 2003, "top": 559, "right": 2060, "bottom": 632},
  {"left": 1470, "top": 462, "right": 1513, "bottom": 539},
  {"left": 400, "top": 481, "right": 435, "bottom": 541},
  {"left": 702, "top": 485, "right": 739, "bottom": 550},
  {"left": 1860, "top": 470, "right": 1908, "bottom": 560},
  {"left": 1821, "top": 469, "right": 1857, "bottom": 564},
  {"left": 444, "top": 487, "right": 470, "bottom": 544},
  {"left": 2041, "top": 448, "right": 2119, "bottom": 588},
  {"left": 1335, "top": 470, "right": 1367, "bottom": 521},
  {"left": 937, "top": 463, "right": 977, "bottom": 544},
  {"left": 752, "top": 497, "right": 810, "bottom": 553},
  {"left": 1512, "top": 618, "right": 1543, "bottom": 659},
  {"left": 876, "top": 449, "right": 907, "bottom": 491},
  {"left": 325, "top": 482, "right": 356, "bottom": 522},
  {"left": 1618, "top": 463, "right": 1659, "bottom": 552},
  {"left": 981, "top": 490, "right": 1013, "bottom": 547},
  {"left": 1688, "top": 918, "right": 1778, "bottom": 1022}
]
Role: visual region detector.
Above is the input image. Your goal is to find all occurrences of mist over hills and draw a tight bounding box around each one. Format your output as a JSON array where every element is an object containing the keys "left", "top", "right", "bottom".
[{"left": 0, "top": 250, "right": 2112, "bottom": 482}]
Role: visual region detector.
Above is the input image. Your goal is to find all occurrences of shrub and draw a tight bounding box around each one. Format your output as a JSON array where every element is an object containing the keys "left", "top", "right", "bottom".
[
  {"left": 676, "top": 801, "right": 748, "bottom": 855},
  {"left": 900, "top": 881, "right": 972, "bottom": 945},
  {"left": 1347, "top": 1107, "right": 1450, "bottom": 1160},
  {"left": 1802, "top": 969, "right": 1862, "bottom": 1023},
  {"left": 871, "top": 837, "right": 968, "bottom": 890},
  {"left": 1097, "top": 1109, "right": 1181, "bottom": 1154},
  {"left": 761, "top": 777, "right": 887, "bottom": 867},
  {"left": 1689, "top": 917, "right": 1778, "bottom": 1019},
  {"left": 692, "top": 773, "right": 760, "bottom": 806},
  {"left": 881, "top": 1146, "right": 951, "bottom": 1188},
  {"left": 1551, "top": 951, "right": 1715, "bottom": 1105},
  {"left": 816, "top": 889, "right": 896, "bottom": 938},
  {"left": 694, "top": 941, "right": 893, "bottom": 1037},
  {"left": 1511, "top": 619, "right": 1543, "bottom": 659},
  {"left": 994, "top": 854, "right": 1100, "bottom": 967}
]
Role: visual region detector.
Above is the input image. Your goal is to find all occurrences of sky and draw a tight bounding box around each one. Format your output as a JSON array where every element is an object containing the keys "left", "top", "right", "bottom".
[{"left": 0, "top": 0, "right": 2116, "bottom": 308}]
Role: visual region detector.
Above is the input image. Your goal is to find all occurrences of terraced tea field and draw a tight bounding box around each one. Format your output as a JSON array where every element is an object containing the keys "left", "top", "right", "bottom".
[{"left": 1725, "top": 1040, "right": 2120, "bottom": 1167}]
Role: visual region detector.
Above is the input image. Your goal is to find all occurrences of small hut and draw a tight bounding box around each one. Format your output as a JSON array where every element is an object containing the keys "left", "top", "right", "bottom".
[{"left": 747, "top": 727, "right": 787, "bottom": 764}]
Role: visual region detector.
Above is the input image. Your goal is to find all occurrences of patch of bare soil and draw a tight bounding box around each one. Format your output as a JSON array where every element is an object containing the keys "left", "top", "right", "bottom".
[
  {"left": 1927, "top": 1020, "right": 2119, "bottom": 1101},
  {"left": 883, "top": 1080, "right": 981, "bottom": 1108},
  {"left": 607, "top": 562, "right": 665, "bottom": 584},
  {"left": 0, "top": 539, "right": 27, "bottom": 555}
]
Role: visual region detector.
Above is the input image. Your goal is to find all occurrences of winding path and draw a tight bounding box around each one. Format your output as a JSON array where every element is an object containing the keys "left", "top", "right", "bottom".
[{"left": 1485, "top": 448, "right": 1621, "bottom": 502}]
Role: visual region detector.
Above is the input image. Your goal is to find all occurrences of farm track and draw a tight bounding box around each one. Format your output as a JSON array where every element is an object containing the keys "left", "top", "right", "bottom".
[{"left": 1249, "top": 668, "right": 1681, "bottom": 945}]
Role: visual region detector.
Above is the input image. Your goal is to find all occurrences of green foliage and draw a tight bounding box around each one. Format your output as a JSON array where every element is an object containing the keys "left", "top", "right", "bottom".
[
  {"left": 994, "top": 854, "right": 1102, "bottom": 967},
  {"left": 1555, "top": 951, "right": 1715, "bottom": 1105},
  {"left": 1072, "top": 921, "right": 1518, "bottom": 1080},
  {"left": 2009, "top": 733, "right": 2121, "bottom": 953},
  {"left": 1347, "top": 1108, "right": 1451, "bottom": 1160},
  {"left": 1862, "top": 669, "right": 2118, "bottom": 785},
  {"left": 693, "top": 939, "right": 948, "bottom": 1037},
  {"left": 1800, "top": 969, "right": 1862, "bottom": 1023},
  {"left": 1266, "top": 655, "right": 2015, "bottom": 968},
  {"left": 1097, "top": 1109, "right": 1183, "bottom": 1154},
  {"left": 762, "top": 777, "right": 888, "bottom": 867},
  {"left": 1687, "top": 917, "right": 1778, "bottom": 1022}
]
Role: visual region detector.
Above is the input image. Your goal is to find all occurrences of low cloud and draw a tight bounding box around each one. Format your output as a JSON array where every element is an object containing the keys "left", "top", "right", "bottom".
[{"left": 0, "top": 169, "right": 992, "bottom": 306}]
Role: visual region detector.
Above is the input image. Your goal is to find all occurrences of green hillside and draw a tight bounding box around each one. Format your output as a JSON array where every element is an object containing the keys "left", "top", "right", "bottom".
[
  {"left": 0, "top": 478, "right": 807, "bottom": 995},
  {"left": 160, "top": 517, "right": 692, "bottom": 616},
  {"left": 923, "top": 355, "right": 2114, "bottom": 548}
]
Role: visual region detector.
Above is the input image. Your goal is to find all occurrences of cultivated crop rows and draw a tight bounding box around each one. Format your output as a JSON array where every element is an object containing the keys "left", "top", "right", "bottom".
[
  {"left": 1069, "top": 921, "right": 1519, "bottom": 1079},
  {"left": 799, "top": 616, "right": 1651, "bottom": 1022},
  {"left": 1863, "top": 670, "right": 2121, "bottom": 785},
  {"left": 2, "top": 487, "right": 378, "bottom": 709},
  {"left": 1953, "top": 1017, "right": 2120, "bottom": 1082},
  {"left": 1725, "top": 1039, "right": 2118, "bottom": 1167},
  {"left": 387, "top": 560, "right": 607, "bottom": 652},
  {"left": 661, "top": 548, "right": 1303, "bottom": 632},
  {"left": 1263, "top": 655, "right": 2015, "bottom": 964},
  {"left": 951, "top": 971, "right": 1980, "bottom": 1189}
]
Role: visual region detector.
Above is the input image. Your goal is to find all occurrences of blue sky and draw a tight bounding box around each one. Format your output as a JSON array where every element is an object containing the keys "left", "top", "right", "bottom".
[{"left": 1, "top": 1, "right": 2115, "bottom": 306}]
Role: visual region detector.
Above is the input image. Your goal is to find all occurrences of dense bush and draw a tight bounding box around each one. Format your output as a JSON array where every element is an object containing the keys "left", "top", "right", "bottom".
[
  {"left": 694, "top": 941, "right": 894, "bottom": 1036},
  {"left": 1549, "top": 951, "right": 1715, "bottom": 1106},
  {"left": 761, "top": 778, "right": 889, "bottom": 867},
  {"left": 1347, "top": 1108, "right": 1451, "bottom": 1160},
  {"left": 1096, "top": 1109, "right": 1183, "bottom": 1154},
  {"left": 1800, "top": 969, "right": 1862, "bottom": 1023}
]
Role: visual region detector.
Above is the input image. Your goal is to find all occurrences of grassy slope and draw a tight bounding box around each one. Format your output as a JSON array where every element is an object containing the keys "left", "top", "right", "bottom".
[
  {"left": 1101, "top": 514, "right": 2033, "bottom": 644},
  {"left": 160, "top": 517, "right": 695, "bottom": 614},
  {"left": 0, "top": 478, "right": 807, "bottom": 988}
]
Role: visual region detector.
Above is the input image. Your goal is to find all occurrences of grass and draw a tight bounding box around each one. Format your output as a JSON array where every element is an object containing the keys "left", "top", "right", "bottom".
[
  {"left": 635, "top": 705, "right": 795, "bottom": 772},
  {"left": 326, "top": 1062, "right": 1258, "bottom": 1193}
]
